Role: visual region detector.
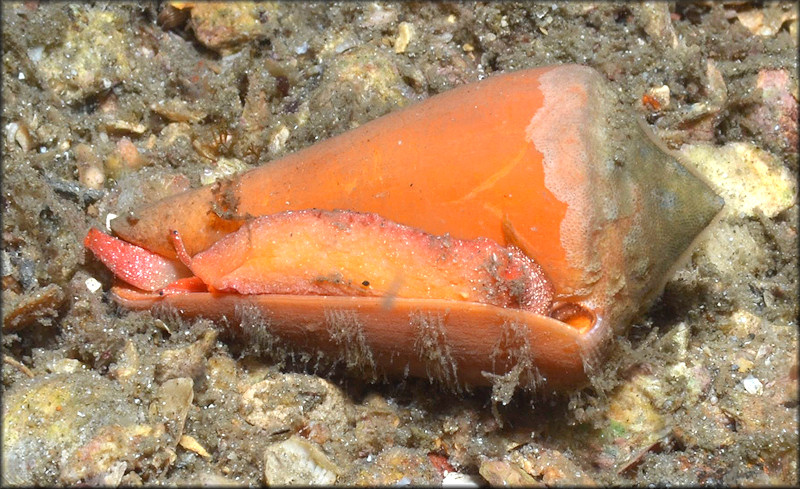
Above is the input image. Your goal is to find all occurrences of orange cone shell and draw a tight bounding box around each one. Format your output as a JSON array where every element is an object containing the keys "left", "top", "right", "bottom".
[{"left": 110, "top": 65, "right": 723, "bottom": 390}]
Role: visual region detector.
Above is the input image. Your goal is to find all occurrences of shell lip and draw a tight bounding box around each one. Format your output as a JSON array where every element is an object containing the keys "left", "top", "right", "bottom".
[
  {"left": 110, "top": 281, "right": 592, "bottom": 389},
  {"left": 110, "top": 282, "right": 589, "bottom": 339}
]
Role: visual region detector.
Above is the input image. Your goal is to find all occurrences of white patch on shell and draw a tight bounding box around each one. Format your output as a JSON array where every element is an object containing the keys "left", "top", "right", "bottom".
[{"left": 524, "top": 65, "right": 609, "bottom": 296}]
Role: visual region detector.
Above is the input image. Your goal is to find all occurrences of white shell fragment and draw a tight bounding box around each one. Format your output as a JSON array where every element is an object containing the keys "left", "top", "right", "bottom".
[
  {"left": 262, "top": 436, "right": 338, "bottom": 486},
  {"left": 105, "top": 213, "right": 118, "bottom": 231},
  {"left": 742, "top": 375, "right": 764, "bottom": 395},
  {"left": 442, "top": 471, "right": 482, "bottom": 487},
  {"left": 85, "top": 277, "right": 102, "bottom": 293}
]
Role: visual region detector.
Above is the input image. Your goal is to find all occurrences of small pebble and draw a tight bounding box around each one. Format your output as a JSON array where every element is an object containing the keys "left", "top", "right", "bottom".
[
  {"left": 742, "top": 375, "right": 763, "bottom": 395},
  {"left": 85, "top": 277, "right": 102, "bottom": 293},
  {"left": 394, "top": 22, "right": 414, "bottom": 53}
]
